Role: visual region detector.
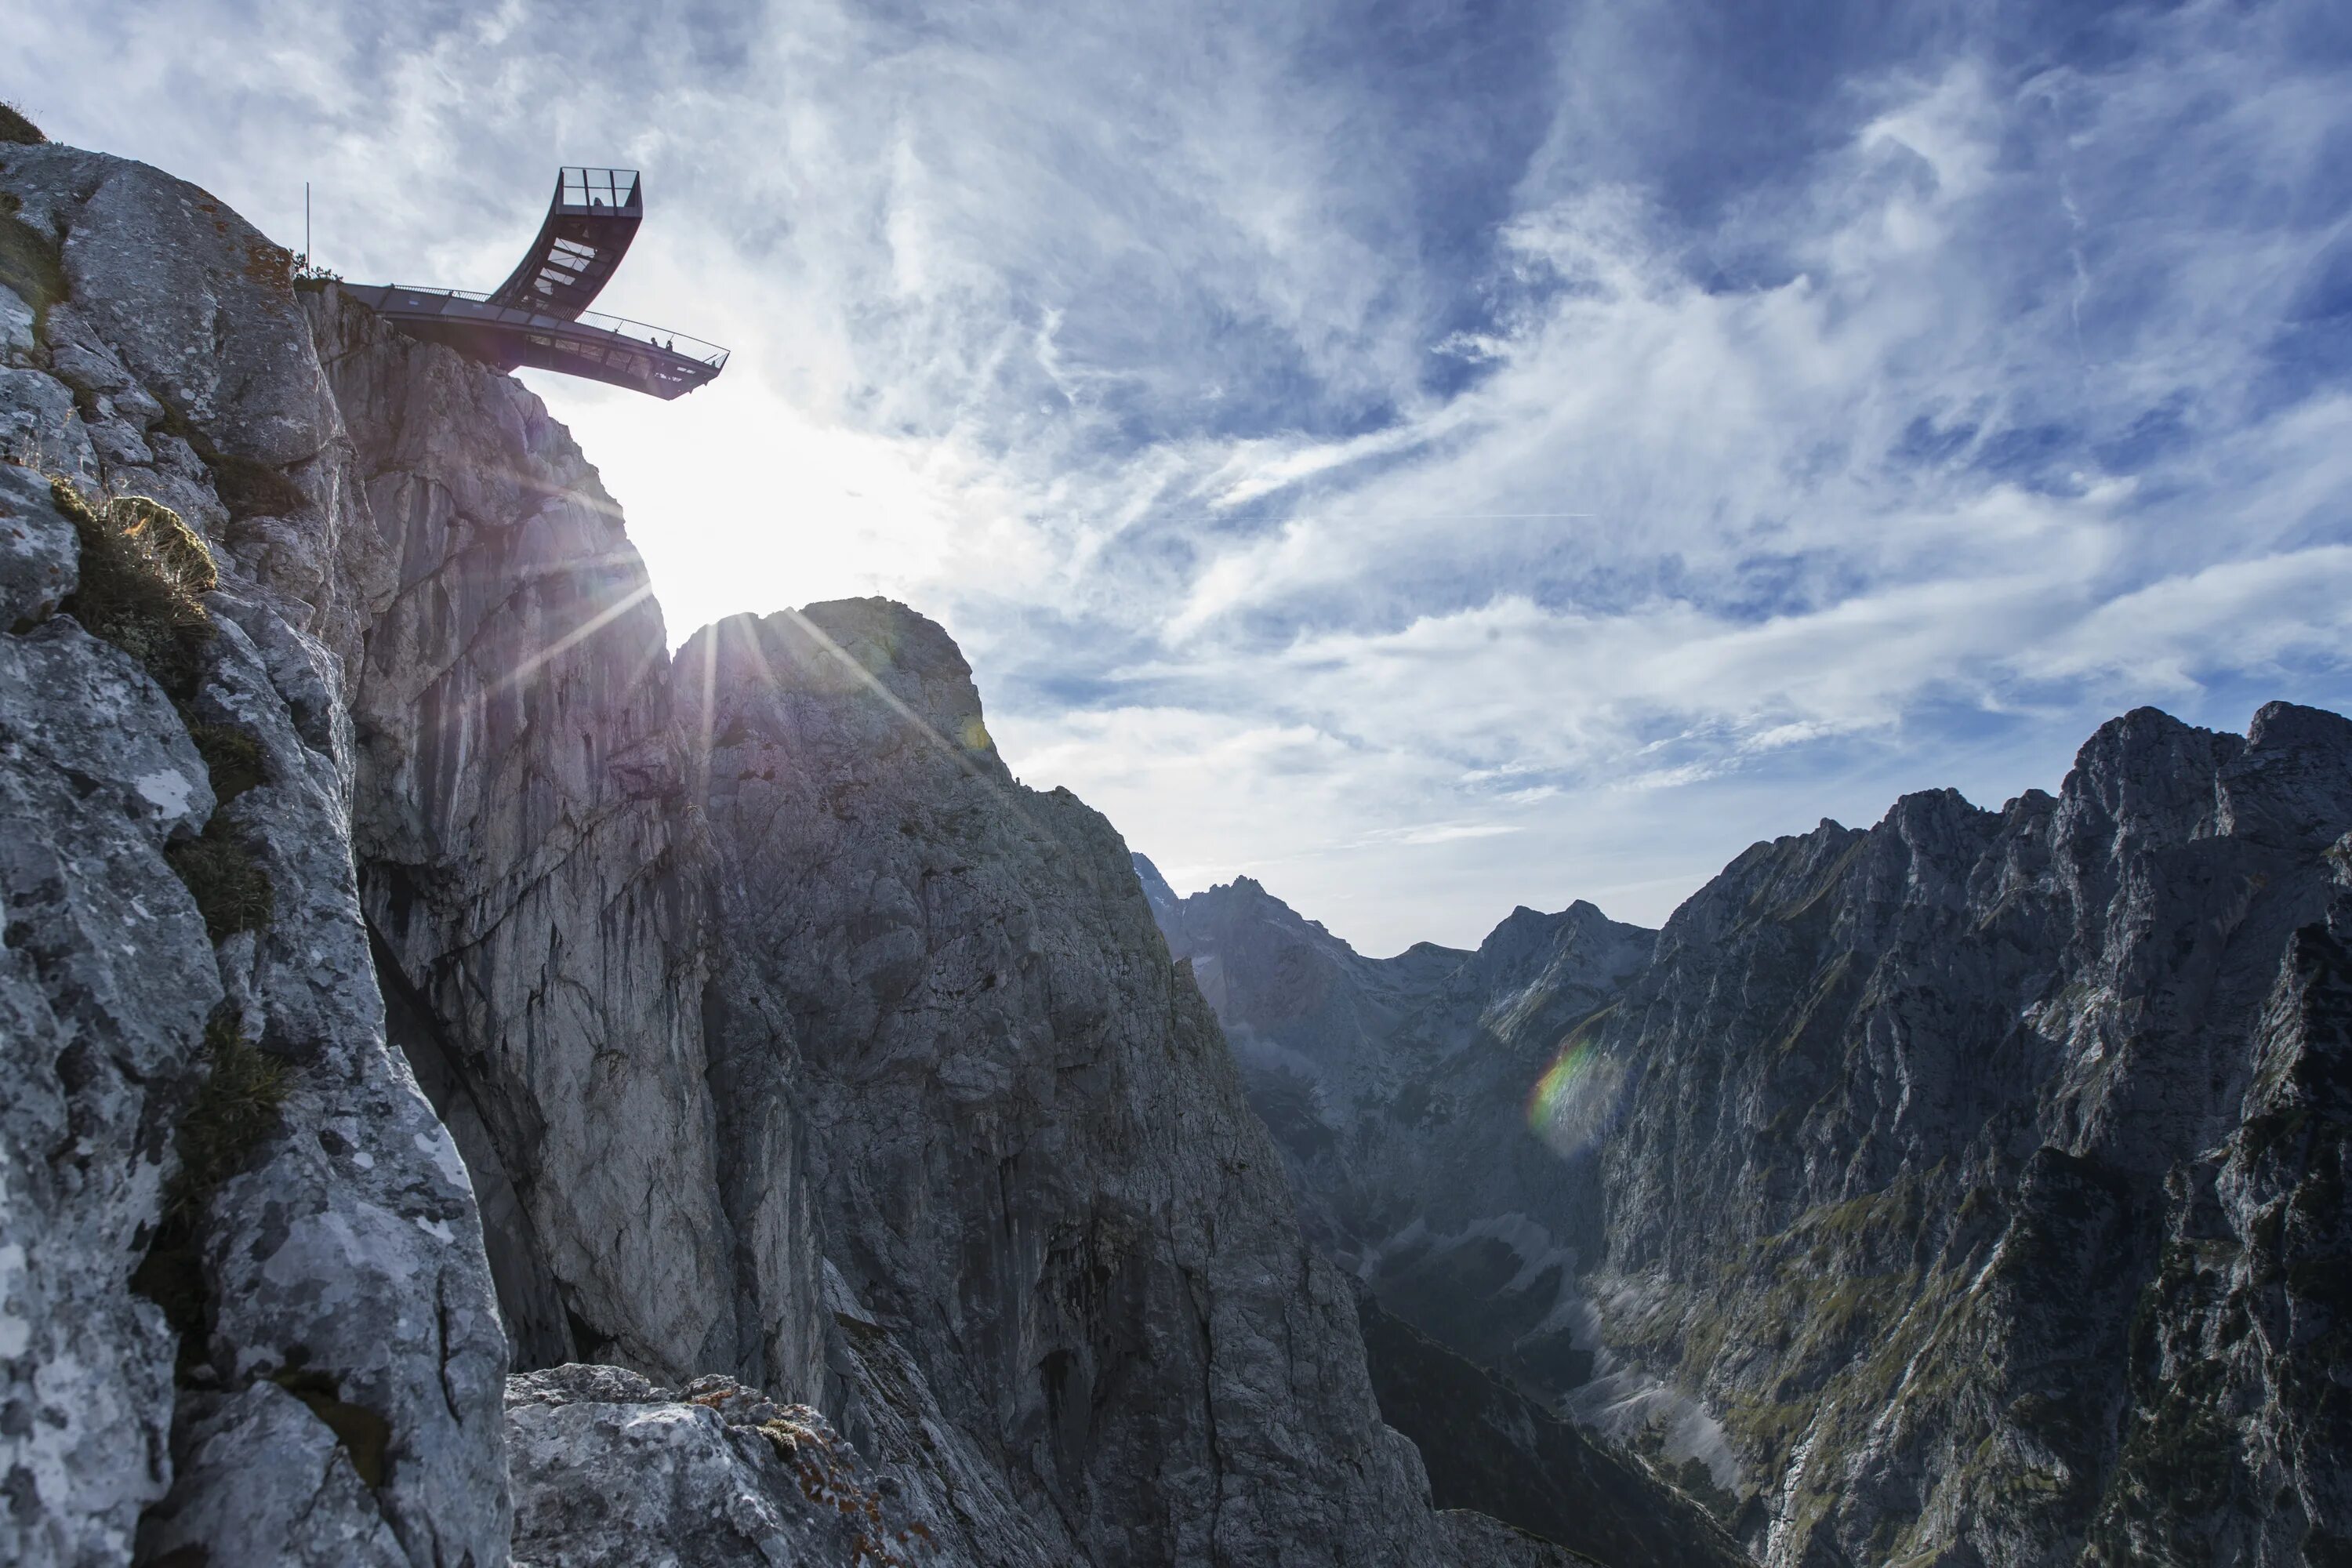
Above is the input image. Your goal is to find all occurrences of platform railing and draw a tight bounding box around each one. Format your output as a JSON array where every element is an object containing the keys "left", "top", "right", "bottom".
[
  {"left": 557, "top": 167, "right": 643, "bottom": 212},
  {"left": 372, "top": 285, "right": 728, "bottom": 368}
]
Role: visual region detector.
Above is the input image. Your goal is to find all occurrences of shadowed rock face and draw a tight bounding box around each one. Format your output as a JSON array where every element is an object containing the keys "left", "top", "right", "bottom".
[
  {"left": 318, "top": 284, "right": 821, "bottom": 1396},
  {"left": 1582, "top": 703, "right": 2352, "bottom": 1566},
  {"left": 680, "top": 604, "right": 1454, "bottom": 1566},
  {"left": 1158, "top": 704, "right": 2352, "bottom": 1568},
  {"left": 4, "top": 137, "right": 1487, "bottom": 1568},
  {"left": 1353, "top": 1290, "right": 1748, "bottom": 1568},
  {"left": 1138, "top": 860, "right": 1653, "bottom": 1404}
]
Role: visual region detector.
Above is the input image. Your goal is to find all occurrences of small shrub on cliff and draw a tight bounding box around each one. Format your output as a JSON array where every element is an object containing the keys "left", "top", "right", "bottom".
[
  {"left": 187, "top": 722, "right": 267, "bottom": 803},
  {"left": 53, "top": 479, "right": 218, "bottom": 698},
  {"left": 0, "top": 102, "right": 42, "bottom": 145},
  {"left": 130, "top": 1005, "right": 293, "bottom": 1367},
  {"left": 168, "top": 817, "right": 275, "bottom": 939}
]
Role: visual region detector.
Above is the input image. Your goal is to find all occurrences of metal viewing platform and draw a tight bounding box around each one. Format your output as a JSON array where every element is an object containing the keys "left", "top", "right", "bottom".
[{"left": 348, "top": 167, "right": 726, "bottom": 399}]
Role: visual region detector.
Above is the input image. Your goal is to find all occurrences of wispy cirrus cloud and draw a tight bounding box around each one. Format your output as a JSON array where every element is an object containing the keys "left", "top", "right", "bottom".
[{"left": 9, "top": 0, "right": 2350, "bottom": 952}]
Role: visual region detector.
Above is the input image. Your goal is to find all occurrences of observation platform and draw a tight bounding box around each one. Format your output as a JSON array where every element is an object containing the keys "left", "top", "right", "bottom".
[{"left": 348, "top": 167, "right": 727, "bottom": 399}]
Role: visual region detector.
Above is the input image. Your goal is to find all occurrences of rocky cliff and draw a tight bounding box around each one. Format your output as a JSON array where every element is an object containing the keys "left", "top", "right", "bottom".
[
  {"left": 1152, "top": 705, "right": 2352, "bottom": 1566},
  {"left": 1135, "top": 863, "right": 1748, "bottom": 1566},
  {"left": 1584, "top": 705, "right": 2352, "bottom": 1566},
  {"left": 0, "top": 129, "right": 1521, "bottom": 1567},
  {"left": 1135, "top": 862, "right": 1650, "bottom": 1403}
]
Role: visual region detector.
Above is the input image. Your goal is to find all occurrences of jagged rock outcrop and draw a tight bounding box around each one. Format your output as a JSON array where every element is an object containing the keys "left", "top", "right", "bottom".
[
  {"left": 1138, "top": 860, "right": 1651, "bottom": 1401},
  {"left": 1, "top": 140, "right": 507, "bottom": 1566},
  {"left": 1578, "top": 704, "right": 2352, "bottom": 1565},
  {"left": 3, "top": 131, "right": 1504, "bottom": 1568},
  {"left": 1157, "top": 706, "right": 2352, "bottom": 1566},
  {"left": 505, "top": 1363, "right": 937, "bottom": 1567},
  {"left": 685, "top": 604, "right": 1456, "bottom": 1566}
]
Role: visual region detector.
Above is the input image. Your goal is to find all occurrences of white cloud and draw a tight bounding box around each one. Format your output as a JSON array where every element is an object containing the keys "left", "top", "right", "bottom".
[{"left": 9, "top": 0, "right": 2350, "bottom": 953}]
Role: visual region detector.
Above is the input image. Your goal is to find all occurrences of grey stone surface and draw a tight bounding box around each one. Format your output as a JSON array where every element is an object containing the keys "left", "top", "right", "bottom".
[
  {"left": 507, "top": 1363, "right": 936, "bottom": 1568},
  {"left": 317, "top": 288, "right": 789, "bottom": 1391},
  {"left": 1158, "top": 707, "right": 2352, "bottom": 1566},
  {"left": 1566, "top": 704, "right": 2352, "bottom": 1565},
  {"left": 137, "top": 1381, "right": 412, "bottom": 1568},
  {"left": 0, "top": 282, "right": 31, "bottom": 361},
  {"left": 687, "top": 602, "right": 1454, "bottom": 1566},
  {"left": 0, "top": 620, "right": 217, "bottom": 1568},
  {"left": 0, "top": 143, "right": 508, "bottom": 1568}
]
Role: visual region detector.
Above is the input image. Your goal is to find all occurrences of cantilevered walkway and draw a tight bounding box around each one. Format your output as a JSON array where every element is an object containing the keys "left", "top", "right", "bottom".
[{"left": 346, "top": 168, "right": 728, "bottom": 399}]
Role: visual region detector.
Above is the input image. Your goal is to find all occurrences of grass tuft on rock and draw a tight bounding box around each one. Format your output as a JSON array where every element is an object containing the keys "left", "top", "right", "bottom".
[
  {"left": 168, "top": 817, "right": 275, "bottom": 939},
  {"left": 130, "top": 1006, "right": 293, "bottom": 1370},
  {"left": 53, "top": 480, "right": 217, "bottom": 699},
  {"left": 0, "top": 102, "right": 42, "bottom": 145},
  {"left": 187, "top": 723, "right": 267, "bottom": 804}
]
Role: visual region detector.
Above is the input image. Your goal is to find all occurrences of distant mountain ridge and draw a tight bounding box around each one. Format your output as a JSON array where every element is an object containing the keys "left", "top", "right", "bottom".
[{"left": 1141, "top": 699, "right": 2352, "bottom": 1566}]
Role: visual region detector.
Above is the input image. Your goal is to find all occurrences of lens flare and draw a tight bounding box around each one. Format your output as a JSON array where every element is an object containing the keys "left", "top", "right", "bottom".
[{"left": 1526, "top": 1037, "right": 1627, "bottom": 1158}]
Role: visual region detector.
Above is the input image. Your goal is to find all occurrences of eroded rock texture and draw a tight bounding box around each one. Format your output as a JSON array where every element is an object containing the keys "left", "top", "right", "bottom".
[
  {"left": 3, "top": 136, "right": 1488, "bottom": 1568},
  {"left": 1578, "top": 706, "right": 2352, "bottom": 1566},
  {"left": 506, "top": 1363, "right": 938, "bottom": 1568},
  {"left": 0, "top": 143, "right": 507, "bottom": 1566},
  {"left": 685, "top": 603, "right": 1454, "bottom": 1566}
]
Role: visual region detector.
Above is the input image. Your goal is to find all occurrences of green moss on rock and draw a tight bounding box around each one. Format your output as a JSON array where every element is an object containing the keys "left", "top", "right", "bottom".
[
  {"left": 129, "top": 1007, "right": 292, "bottom": 1369},
  {"left": 0, "top": 194, "right": 66, "bottom": 338}
]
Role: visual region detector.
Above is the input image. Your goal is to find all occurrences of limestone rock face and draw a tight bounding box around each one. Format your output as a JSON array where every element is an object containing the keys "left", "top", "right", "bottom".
[
  {"left": 1577, "top": 705, "right": 2352, "bottom": 1566},
  {"left": 313, "top": 288, "right": 812, "bottom": 1392},
  {"left": 4, "top": 136, "right": 1508, "bottom": 1568},
  {"left": 0, "top": 604, "right": 218, "bottom": 1568},
  {"left": 505, "top": 1363, "right": 937, "bottom": 1568},
  {"left": 1156, "top": 707, "right": 2352, "bottom": 1566},
  {"left": 685, "top": 603, "right": 1454, "bottom": 1567},
  {"left": 0, "top": 143, "right": 508, "bottom": 1566}
]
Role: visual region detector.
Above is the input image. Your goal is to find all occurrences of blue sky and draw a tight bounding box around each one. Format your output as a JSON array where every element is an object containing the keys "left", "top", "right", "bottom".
[{"left": 11, "top": 0, "right": 2352, "bottom": 953}]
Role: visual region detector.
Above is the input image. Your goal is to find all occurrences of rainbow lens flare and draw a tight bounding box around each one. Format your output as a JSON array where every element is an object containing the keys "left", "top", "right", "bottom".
[{"left": 1526, "top": 1038, "right": 1627, "bottom": 1158}]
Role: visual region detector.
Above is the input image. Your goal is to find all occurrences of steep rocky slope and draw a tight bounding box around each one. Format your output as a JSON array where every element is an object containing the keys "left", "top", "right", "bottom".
[
  {"left": 1137, "top": 866, "right": 1748, "bottom": 1564},
  {"left": 1158, "top": 706, "right": 2352, "bottom": 1566},
  {"left": 2, "top": 139, "right": 507, "bottom": 1566},
  {"left": 1582, "top": 705, "right": 2352, "bottom": 1566},
  {"left": 684, "top": 604, "right": 1452, "bottom": 1565},
  {"left": 1, "top": 129, "right": 1501, "bottom": 1567},
  {"left": 1137, "top": 862, "right": 1650, "bottom": 1402}
]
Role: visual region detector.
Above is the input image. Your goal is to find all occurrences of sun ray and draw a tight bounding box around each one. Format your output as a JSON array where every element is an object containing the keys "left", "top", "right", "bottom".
[{"left": 501, "top": 579, "right": 657, "bottom": 691}]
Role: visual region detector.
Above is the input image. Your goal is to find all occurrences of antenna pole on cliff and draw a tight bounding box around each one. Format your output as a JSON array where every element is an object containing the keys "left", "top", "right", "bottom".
[{"left": 304, "top": 182, "right": 311, "bottom": 267}]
